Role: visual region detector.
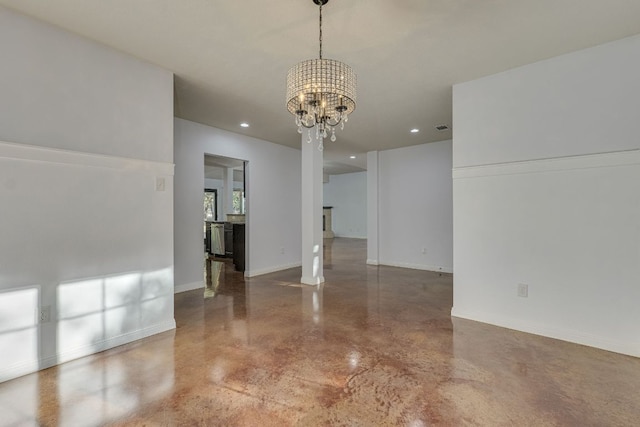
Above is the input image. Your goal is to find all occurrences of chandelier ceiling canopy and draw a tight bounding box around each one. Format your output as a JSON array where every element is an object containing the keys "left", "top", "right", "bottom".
[{"left": 286, "top": 0, "right": 357, "bottom": 150}]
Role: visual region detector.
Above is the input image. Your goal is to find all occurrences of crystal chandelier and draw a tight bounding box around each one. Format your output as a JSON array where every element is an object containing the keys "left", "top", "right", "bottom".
[{"left": 286, "top": 0, "right": 356, "bottom": 151}]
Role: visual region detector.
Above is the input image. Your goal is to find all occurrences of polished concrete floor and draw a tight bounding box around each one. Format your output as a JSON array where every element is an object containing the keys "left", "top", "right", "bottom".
[{"left": 2, "top": 238, "right": 640, "bottom": 426}]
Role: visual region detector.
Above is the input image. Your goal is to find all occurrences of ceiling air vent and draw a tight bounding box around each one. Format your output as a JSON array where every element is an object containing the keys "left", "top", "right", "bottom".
[{"left": 434, "top": 124, "right": 450, "bottom": 131}]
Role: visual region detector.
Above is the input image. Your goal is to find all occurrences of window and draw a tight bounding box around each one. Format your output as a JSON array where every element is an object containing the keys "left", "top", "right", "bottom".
[
  {"left": 204, "top": 189, "right": 218, "bottom": 221},
  {"left": 232, "top": 189, "right": 245, "bottom": 214}
]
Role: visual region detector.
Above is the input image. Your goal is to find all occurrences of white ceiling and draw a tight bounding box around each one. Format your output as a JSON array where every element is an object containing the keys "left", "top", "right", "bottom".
[{"left": 3, "top": 0, "right": 640, "bottom": 174}]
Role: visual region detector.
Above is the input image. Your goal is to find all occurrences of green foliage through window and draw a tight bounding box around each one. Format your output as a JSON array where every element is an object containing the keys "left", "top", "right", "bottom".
[
  {"left": 233, "top": 190, "right": 245, "bottom": 214},
  {"left": 204, "top": 190, "right": 216, "bottom": 220}
]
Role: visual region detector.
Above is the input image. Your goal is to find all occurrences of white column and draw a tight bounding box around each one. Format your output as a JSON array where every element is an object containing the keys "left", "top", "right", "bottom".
[
  {"left": 301, "top": 128, "right": 324, "bottom": 285},
  {"left": 223, "top": 167, "right": 234, "bottom": 219},
  {"left": 366, "top": 151, "right": 379, "bottom": 265}
]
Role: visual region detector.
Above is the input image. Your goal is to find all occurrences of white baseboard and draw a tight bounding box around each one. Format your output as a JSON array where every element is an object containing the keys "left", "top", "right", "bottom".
[
  {"left": 378, "top": 260, "right": 453, "bottom": 274},
  {"left": 366, "top": 259, "right": 379, "bottom": 265},
  {"left": 245, "top": 262, "right": 301, "bottom": 278},
  {"left": 450, "top": 307, "right": 640, "bottom": 358},
  {"left": 0, "top": 320, "right": 176, "bottom": 384},
  {"left": 174, "top": 281, "right": 203, "bottom": 294}
]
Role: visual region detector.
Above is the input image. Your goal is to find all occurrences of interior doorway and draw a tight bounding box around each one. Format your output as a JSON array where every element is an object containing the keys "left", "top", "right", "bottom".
[{"left": 204, "top": 154, "right": 247, "bottom": 273}]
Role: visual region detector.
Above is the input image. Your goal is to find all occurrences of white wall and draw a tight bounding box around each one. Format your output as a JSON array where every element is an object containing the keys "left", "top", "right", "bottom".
[
  {"left": 370, "top": 140, "right": 453, "bottom": 273},
  {"left": 0, "top": 7, "right": 175, "bottom": 382},
  {"left": 323, "top": 172, "right": 367, "bottom": 238},
  {"left": 174, "top": 118, "right": 301, "bottom": 290},
  {"left": 0, "top": 8, "right": 173, "bottom": 163},
  {"left": 452, "top": 34, "right": 640, "bottom": 357}
]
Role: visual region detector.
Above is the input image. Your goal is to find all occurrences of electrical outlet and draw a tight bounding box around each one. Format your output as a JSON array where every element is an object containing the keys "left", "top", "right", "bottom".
[
  {"left": 155, "top": 177, "right": 165, "bottom": 192},
  {"left": 421, "top": 247, "right": 426, "bottom": 254},
  {"left": 517, "top": 284, "right": 529, "bottom": 298},
  {"left": 280, "top": 247, "right": 285, "bottom": 254},
  {"left": 39, "top": 306, "right": 51, "bottom": 323}
]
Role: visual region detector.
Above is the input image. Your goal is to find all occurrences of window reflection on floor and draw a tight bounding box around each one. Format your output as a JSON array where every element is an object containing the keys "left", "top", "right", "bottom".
[
  {"left": 204, "top": 259, "right": 223, "bottom": 299},
  {"left": 55, "top": 332, "right": 175, "bottom": 426},
  {"left": 0, "top": 369, "right": 37, "bottom": 425},
  {"left": 203, "top": 257, "right": 246, "bottom": 319},
  {"left": 0, "top": 328, "right": 175, "bottom": 426},
  {"left": 203, "top": 256, "right": 248, "bottom": 344}
]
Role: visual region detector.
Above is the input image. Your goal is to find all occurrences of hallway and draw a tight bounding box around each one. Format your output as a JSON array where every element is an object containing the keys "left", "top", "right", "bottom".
[{"left": 1, "top": 238, "right": 639, "bottom": 426}]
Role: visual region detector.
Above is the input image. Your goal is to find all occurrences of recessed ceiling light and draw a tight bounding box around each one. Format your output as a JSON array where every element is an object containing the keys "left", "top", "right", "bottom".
[
  {"left": 410, "top": 128, "right": 419, "bottom": 133},
  {"left": 240, "top": 122, "right": 250, "bottom": 128},
  {"left": 350, "top": 155, "right": 356, "bottom": 159}
]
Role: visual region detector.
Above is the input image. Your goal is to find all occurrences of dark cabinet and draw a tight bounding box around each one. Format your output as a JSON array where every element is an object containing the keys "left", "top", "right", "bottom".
[
  {"left": 232, "top": 223, "right": 245, "bottom": 272},
  {"left": 224, "top": 222, "right": 233, "bottom": 257},
  {"left": 205, "top": 222, "right": 211, "bottom": 254}
]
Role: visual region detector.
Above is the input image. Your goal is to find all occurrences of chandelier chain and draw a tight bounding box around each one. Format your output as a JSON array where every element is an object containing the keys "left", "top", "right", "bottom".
[{"left": 319, "top": 2, "right": 323, "bottom": 59}]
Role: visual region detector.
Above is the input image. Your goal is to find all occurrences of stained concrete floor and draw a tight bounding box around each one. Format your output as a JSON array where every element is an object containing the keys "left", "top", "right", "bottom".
[{"left": 1, "top": 238, "right": 639, "bottom": 426}]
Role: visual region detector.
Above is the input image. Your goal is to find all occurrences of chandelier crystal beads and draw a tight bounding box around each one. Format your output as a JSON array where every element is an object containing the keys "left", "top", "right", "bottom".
[{"left": 286, "top": 0, "right": 356, "bottom": 150}]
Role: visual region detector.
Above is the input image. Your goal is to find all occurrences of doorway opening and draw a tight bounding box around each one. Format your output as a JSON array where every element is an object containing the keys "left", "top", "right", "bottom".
[{"left": 204, "top": 154, "right": 247, "bottom": 274}]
